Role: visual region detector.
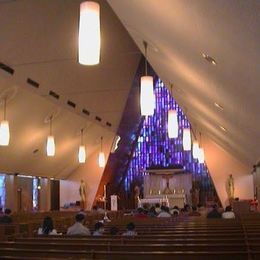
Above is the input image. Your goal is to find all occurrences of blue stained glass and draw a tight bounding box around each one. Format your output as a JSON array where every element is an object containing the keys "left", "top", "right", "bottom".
[{"left": 123, "top": 78, "right": 215, "bottom": 203}]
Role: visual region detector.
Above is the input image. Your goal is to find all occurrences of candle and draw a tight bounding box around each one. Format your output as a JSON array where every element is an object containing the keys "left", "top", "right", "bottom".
[{"left": 104, "top": 184, "right": 106, "bottom": 198}]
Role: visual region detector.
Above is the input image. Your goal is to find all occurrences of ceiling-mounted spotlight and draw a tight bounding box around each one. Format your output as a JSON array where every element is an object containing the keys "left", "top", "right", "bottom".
[
  {"left": 78, "top": 129, "right": 86, "bottom": 163},
  {"left": 78, "top": 1, "right": 100, "bottom": 65},
  {"left": 202, "top": 53, "right": 217, "bottom": 65},
  {"left": 46, "top": 116, "right": 55, "bottom": 156},
  {"left": 140, "top": 41, "right": 155, "bottom": 116},
  {"left": 0, "top": 98, "right": 10, "bottom": 146}
]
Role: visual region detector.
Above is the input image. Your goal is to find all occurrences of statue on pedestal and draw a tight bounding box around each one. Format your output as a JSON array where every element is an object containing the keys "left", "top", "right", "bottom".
[
  {"left": 79, "top": 180, "right": 86, "bottom": 209},
  {"left": 227, "top": 174, "right": 234, "bottom": 201}
]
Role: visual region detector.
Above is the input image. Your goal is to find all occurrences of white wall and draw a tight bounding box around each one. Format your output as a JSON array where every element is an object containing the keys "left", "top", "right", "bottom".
[
  {"left": 60, "top": 180, "right": 81, "bottom": 208},
  {"left": 204, "top": 136, "right": 254, "bottom": 207}
]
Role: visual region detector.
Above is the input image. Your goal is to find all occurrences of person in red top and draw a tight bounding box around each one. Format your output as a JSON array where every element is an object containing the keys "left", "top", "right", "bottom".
[{"left": 134, "top": 207, "right": 148, "bottom": 218}]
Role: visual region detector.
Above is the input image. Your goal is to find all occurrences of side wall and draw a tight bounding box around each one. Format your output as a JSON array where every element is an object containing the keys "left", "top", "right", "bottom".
[
  {"left": 67, "top": 136, "right": 114, "bottom": 210},
  {"left": 204, "top": 136, "right": 253, "bottom": 207}
]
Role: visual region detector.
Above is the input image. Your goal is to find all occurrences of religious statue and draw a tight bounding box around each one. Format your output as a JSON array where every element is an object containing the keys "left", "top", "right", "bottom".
[
  {"left": 190, "top": 186, "right": 200, "bottom": 207},
  {"left": 134, "top": 185, "right": 140, "bottom": 208},
  {"left": 227, "top": 174, "right": 234, "bottom": 200},
  {"left": 79, "top": 180, "right": 86, "bottom": 209}
]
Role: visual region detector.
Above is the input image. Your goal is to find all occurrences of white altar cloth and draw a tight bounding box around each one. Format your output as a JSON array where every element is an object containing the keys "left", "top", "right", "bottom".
[{"left": 139, "top": 194, "right": 186, "bottom": 208}]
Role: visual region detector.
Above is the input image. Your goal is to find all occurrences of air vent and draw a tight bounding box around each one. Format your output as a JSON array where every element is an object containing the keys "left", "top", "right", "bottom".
[
  {"left": 49, "top": 90, "right": 59, "bottom": 99},
  {"left": 95, "top": 116, "right": 102, "bottom": 122},
  {"left": 0, "top": 62, "right": 14, "bottom": 75},
  {"left": 67, "top": 100, "right": 76, "bottom": 108},
  {"left": 82, "top": 109, "right": 90, "bottom": 116},
  {"left": 27, "top": 78, "right": 39, "bottom": 88},
  {"left": 106, "top": 122, "right": 112, "bottom": 127}
]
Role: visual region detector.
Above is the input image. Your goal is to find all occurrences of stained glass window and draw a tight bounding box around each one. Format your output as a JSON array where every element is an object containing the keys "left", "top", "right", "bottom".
[
  {"left": 125, "top": 78, "right": 217, "bottom": 204},
  {"left": 0, "top": 174, "right": 6, "bottom": 209}
]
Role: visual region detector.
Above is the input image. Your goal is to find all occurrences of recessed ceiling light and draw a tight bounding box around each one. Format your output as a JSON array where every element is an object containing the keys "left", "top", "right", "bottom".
[
  {"left": 214, "top": 102, "right": 224, "bottom": 110},
  {"left": 202, "top": 53, "right": 217, "bottom": 65},
  {"left": 219, "top": 125, "right": 227, "bottom": 132}
]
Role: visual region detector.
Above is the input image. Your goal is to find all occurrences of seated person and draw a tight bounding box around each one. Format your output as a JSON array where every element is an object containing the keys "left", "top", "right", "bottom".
[
  {"left": 122, "top": 222, "right": 137, "bottom": 236},
  {"left": 134, "top": 207, "right": 148, "bottom": 218},
  {"left": 170, "top": 206, "right": 180, "bottom": 216},
  {"left": 38, "top": 216, "right": 59, "bottom": 235},
  {"left": 110, "top": 226, "right": 119, "bottom": 236},
  {"left": 207, "top": 204, "right": 222, "bottom": 219},
  {"left": 67, "top": 213, "right": 90, "bottom": 236},
  {"left": 188, "top": 206, "right": 201, "bottom": 216},
  {"left": 148, "top": 206, "right": 157, "bottom": 217},
  {"left": 93, "top": 222, "right": 105, "bottom": 236},
  {"left": 157, "top": 206, "right": 171, "bottom": 218},
  {"left": 0, "top": 208, "right": 13, "bottom": 224},
  {"left": 222, "top": 205, "right": 235, "bottom": 219},
  {"left": 155, "top": 203, "right": 161, "bottom": 214}
]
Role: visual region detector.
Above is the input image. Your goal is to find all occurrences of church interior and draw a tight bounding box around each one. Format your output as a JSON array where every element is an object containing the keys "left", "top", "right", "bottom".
[{"left": 0, "top": 0, "right": 259, "bottom": 259}]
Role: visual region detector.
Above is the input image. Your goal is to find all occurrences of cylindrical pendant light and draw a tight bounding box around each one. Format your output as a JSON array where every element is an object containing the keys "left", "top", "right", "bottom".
[
  {"left": 192, "top": 140, "right": 199, "bottom": 159},
  {"left": 78, "top": 1, "right": 100, "bottom": 65},
  {"left": 198, "top": 132, "right": 205, "bottom": 163},
  {"left": 167, "top": 85, "right": 178, "bottom": 138},
  {"left": 46, "top": 116, "right": 55, "bottom": 156},
  {"left": 0, "top": 99, "right": 10, "bottom": 146},
  {"left": 183, "top": 128, "right": 191, "bottom": 151},
  {"left": 98, "top": 136, "right": 105, "bottom": 167},
  {"left": 47, "top": 136, "right": 55, "bottom": 156},
  {"left": 78, "top": 129, "right": 86, "bottom": 163},
  {"left": 140, "top": 41, "right": 155, "bottom": 116},
  {"left": 140, "top": 76, "right": 155, "bottom": 116},
  {"left": 198, "top": 147, "right": 205, "bottom": 163},
  {"left": 168, "top": 110, "right": 178, "bottom": 138}
]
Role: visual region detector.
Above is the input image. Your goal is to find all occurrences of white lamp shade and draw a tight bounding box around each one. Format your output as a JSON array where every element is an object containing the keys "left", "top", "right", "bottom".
[
  {"left": 140, "top": 76, "right": 155, "bottom": 116},
  {"left": 47, "top": 135, "right": 55, "bottom": 156},
  {"left": 192, "top": 141, "right": 200, "bottom": 159},
  {"left": 168, "top": 110, "right": 178, "bottom": 138},
  {"left": 98, "top": 152, "right": 105, "bottom": 168},
  {"left": 0, "top": 120, "right": 10, "bottom": 146},
  {"left": 198, "top": 147, "right": 205, "bottom": 163},
  {"left": 183, "top": 128, "right": 191, "bottom": 151},
  {"left": 78, "top": 1, "right": 100, "bottom": 65},
  {"left": 78, "top": 145, "right": 86, "bottom": 163}
]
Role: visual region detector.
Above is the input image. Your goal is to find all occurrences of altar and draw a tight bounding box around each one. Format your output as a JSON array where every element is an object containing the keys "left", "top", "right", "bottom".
[
  {"left": 139, "top": 194, "right": 186, "bottom": 208},
  {"left": 142, "top": 167, "right": 192, "bottom": 208}
]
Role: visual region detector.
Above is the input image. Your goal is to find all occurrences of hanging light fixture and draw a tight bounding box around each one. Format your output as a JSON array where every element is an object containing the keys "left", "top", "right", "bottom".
[
  {"left": 192, "top": 140, "right": 200, "bottom": 159},
  {"left": 78, "top": 1, "right": 100, "bottom": 65},
  {"left": 183, "top": 128, "right": 191, "bottom": 151},
  {"left": 198, "top": 132, "right": 205, "bottom": 163},
  {"left": 78, "top": 129, "right": 86, "bottom": 163},
  {"left": 46, "top": 116, "right": 55, "bottom": 156},
  {"left": 98, "top": 136, "right": 105, "bottom": 167},
  {"left": 140, "top": 41, "right": 155, "bottom": 116},
  {"left": 0, "top": 99, "right": 10, "bottom": 146},
  {"left": 198, "top": 148, "right": 205, "bottom": 163},
  {"left": 168, "top": 84, "right": 178, "bottom": 138}
]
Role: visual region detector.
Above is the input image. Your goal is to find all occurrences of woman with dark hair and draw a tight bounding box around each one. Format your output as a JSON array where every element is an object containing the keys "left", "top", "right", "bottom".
[{"left": 38, "top": 216, "right": 58, "bottom": 235}]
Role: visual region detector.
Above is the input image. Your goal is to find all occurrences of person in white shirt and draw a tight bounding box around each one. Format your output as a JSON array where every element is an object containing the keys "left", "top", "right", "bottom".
[
  {"left": 67, "top": 213, "right": 91, "bottom": 236},
  {"left": 157, "top": 206, "right": 171, "bottom": 218},
  {"left": 93, "top": 222, "right": 105, "bottom": 236},
  {"left": 38, "top": 216, "right": 59, "bottom": 235},
  {"left": 122, "top": 222, "right": 137, "bottom": 236},
  {"left": 155, "top": 203, "right": 161, "bottom": 214},
  {"left": 222, "top": 205, "right": 235, "bottom": 219}
]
